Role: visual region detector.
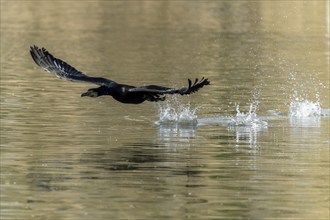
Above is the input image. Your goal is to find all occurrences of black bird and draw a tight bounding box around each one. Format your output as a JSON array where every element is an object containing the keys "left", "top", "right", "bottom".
[{"left": 30, "top": 45, "right": 210, "bottom": 104}]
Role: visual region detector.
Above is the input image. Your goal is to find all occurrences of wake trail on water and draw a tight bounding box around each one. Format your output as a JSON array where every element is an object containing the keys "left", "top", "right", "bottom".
[
  {"left": 155, "top": 70, "right": 328, "bottom": 129},
  {"left": 155, "top": 94, "right": 328, "bottom": 130}
]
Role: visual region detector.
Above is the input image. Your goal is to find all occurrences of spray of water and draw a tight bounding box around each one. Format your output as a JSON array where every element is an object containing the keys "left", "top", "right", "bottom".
[
  {"left": 289, "top": 100, "right": 321, "bottom": 118},
  {"left": 156, "top": 97, "right": 198, "bottom": 125},
  {"left": 230, "top": 103, "right": 268, "bottom": 128},
  {"left": 288, "top": 75, "right": 321, "bottom": 118},
  {"left": 288, "top": 72, "right": 323, "bottom": 118},
  {"left": 225, "top": 101, "right": 268, "bottom": 149}
]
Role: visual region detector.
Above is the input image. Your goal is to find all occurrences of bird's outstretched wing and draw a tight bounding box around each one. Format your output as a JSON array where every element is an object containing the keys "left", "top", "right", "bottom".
[
  {"left": 30, "top": 45, "right": 115, "bottom": 86},
  {"left": 129, "top": 78, "right": 210, "bottom": 95}
]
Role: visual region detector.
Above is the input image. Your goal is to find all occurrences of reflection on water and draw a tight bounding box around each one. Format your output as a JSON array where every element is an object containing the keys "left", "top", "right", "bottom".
[
  {"left": 289, "top": 116, "right": 321, "bottom": 128},
  {"left": 158, "top": 124, "right": 197, "bottom": 142},
  {"left": 1, "top": 1, "right": 329, "bottom": 220},
  {"left": 228, "top": 125, "right": 268, "bottom": 149}
]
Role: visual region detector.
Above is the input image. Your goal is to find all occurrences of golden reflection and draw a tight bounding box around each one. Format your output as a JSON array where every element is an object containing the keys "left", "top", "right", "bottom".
[{"left": 1, "top": 1, "right": 329, "bottom": 220}]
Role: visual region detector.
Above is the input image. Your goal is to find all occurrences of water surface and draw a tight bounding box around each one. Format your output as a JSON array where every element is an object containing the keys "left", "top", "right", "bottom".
[{"left": 1, "top": 1, "right": 329, "bottom": 219}]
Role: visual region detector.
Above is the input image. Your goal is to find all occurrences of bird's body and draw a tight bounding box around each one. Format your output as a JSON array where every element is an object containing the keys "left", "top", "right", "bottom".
[
  {"left": 30, "top": 46, "right": 210, "bottom": 104},
  {"left": 91, "top": 84, "right": 147, "bottom": 104}
]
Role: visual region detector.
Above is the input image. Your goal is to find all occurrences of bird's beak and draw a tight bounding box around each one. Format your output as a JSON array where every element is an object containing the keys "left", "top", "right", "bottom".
[
  {"left": 81, "top": 91, "right": 98, "bottom": 97},
  {"left": 81, "top": 92, "right": 88, "bottom": 97}
]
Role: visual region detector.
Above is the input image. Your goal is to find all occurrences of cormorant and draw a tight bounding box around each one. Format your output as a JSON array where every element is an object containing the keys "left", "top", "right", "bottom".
[{"left": 30, "top": 45, "right": 210, "bottom": 104}]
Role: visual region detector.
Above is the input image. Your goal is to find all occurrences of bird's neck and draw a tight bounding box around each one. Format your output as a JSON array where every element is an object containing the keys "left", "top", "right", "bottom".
[{"left": 96, "top": 86, "right": 112, "bottom": 96}]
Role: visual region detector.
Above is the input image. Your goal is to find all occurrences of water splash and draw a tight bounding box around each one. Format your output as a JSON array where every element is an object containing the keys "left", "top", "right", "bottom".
[
  {"left": 288, "top": 72, "right": 326, "bottom": 102},
  {"left": 226, "top": 103, "right": 268, "bottom": 149},
  {"left": 287, "top": 70, "right": 323, "bottom": 119},
  {"left": 287, "top": 70, "right": 325, "bottom": 118},
  {"left": 229, "top": 103, "right": 268, "bottom": 129},
  {"left": 289, "top": 100, "right": 321, "bottom": 118},
  {"left": 156, "top": 97, "right": 198, "bottom": 125}
]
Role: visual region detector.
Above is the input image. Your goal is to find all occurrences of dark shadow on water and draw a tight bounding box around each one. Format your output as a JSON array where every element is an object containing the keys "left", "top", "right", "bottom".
[{"left": 87, "top": 143, "right": 167, "bottom": 171}]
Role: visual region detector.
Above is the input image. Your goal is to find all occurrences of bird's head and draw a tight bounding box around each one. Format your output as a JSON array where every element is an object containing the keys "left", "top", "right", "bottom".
[
  {"left": 81, "top": 86, "right": 109, "bottom": 98},
  {"left": 81, "top": 88, "right": 100, "bottom": 97}
]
